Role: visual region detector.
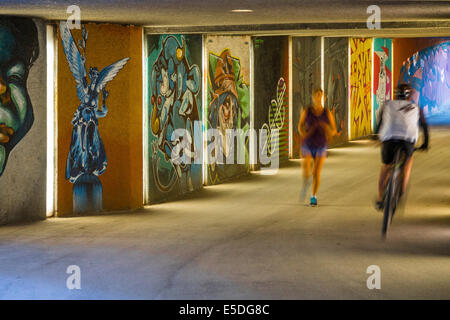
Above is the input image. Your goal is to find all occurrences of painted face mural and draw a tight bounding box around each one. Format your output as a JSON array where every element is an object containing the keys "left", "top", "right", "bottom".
[
  {"left": 0, "top": 18, "right": 39, "bottom": 176},
  {"left": 149, "top": 35, "right": 201, "bottom": 195},
  {"left": 399, "top": 41, "right": 450, "bottom": 125},
  {"left": 59, "top": 21, "right": 129, "bottom": 213},
  {"left": 208, "top": 48, "right": 250, "bottom": 184},
  {"left": 209, "top": 49, "right": 240, "bottom": 155}
]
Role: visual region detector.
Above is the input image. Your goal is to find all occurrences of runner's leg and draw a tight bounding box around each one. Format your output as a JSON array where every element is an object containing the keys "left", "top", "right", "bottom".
[
  {"left": 303, "top": 155, "right": 312, "bottom": 180},
  {"left": 312, "top": 155, "right": 326, "bottom": 196},
  {"left": 300, "top": 154, "right": 313, "bottom": 200}
]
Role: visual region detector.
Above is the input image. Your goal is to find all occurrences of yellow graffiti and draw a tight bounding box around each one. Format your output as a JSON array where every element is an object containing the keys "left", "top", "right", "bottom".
[{"left": 350, "top": 38, "right": 372, "bottom": 138}]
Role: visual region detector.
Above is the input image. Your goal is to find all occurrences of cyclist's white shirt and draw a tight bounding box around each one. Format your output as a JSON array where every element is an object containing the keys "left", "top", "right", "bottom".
[{"left": 378, "top": 100, "right": 420, "bottom": 143}]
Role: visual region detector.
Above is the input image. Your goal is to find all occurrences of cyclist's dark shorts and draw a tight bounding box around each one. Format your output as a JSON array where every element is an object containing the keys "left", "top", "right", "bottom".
[{"left": 382, "top": 139, "right": 415, "bottom": 164}]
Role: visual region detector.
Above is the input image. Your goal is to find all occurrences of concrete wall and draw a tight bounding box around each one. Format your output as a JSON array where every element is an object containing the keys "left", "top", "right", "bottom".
[
  {"left": 57, "top": 23, "right": 143, "bottom": 216},
  {"left": 372, "top": 38, "right": 392, "bottom": 129},
  {"left": 350, "top": 38, "right": 372, "bottom": 139},
  {"left": 292, "top": 37, "right": 321, "bottom": 158},
  {"left": 253, "top": 36, "right": 289, "bottom": 168},
  {"left": 205, "top": 35, "right": 251, "bottom": 185},
  {"left": 324, "top": 37, "right": 349, "bottom": 146},
  {"left": 394, "top": 38, "right": 450, "bottom": 125},
  {"left": 8, "top": 20, "right": 446, "bottom": 222},
  {"left": 0, "top": 17, "right": 46, "bottom": 224},
  {"left": 146, "top": 34, "right": 203, "bottom": 202}
]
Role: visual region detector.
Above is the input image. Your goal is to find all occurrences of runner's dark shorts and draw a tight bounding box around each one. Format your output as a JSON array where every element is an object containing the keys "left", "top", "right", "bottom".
[{"left": 381, "top": 139, "right": 415, "bottom": 164}]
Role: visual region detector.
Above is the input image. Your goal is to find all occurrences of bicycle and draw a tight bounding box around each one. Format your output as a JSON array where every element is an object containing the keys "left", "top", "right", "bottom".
[{"left": 381, "top": 143, "right": 420, "bottom": 238}]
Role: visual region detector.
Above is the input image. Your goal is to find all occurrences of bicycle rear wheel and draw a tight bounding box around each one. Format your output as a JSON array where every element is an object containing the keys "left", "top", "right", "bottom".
[
  {"left": 382, "top": 171, "right": 395, "bottom": 238},
  {"left": 382, "top": 153, "right": 402, "bottom": 238}
]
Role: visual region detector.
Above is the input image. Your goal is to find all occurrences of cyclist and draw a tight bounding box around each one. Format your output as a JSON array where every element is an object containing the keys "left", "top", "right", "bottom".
[{"left": 374, "top": 83, "right": 429, "bottom": 210}]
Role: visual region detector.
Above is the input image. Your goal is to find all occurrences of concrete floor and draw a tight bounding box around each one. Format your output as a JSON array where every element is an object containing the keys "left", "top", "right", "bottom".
[{"left": 0, "top": 128, "right": 449, "bottom": 300}]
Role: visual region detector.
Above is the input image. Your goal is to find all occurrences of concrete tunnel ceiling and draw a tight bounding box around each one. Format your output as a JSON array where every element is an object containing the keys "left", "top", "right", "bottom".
[{"left": 0, "top": 0, "right": 449, "bottom": 32}]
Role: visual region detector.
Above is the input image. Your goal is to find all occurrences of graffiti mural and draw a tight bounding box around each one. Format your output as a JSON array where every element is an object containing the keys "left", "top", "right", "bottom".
[
  {"left": 260, "top": 78, "right": 287, "bottom": 160},
  {"left": 324, "top": 37, "right": 348, "bottom": 146},
  {"left": 60, "top": 21, "right": 129, "bottom": 213},
  {"left": 253, "top": 36, "right": 289, "bottom": 167},
  {"left": 398, "top": 41, "right": 450, "bottom": 125},
  {"left": 292, "top": 37, "right": 321, "bottom": 157},
  {"left": 0, "top": 18, "right": 39, "bottom": 177},
  {"left": 147, "top": 34, "right": 202, "bottom": 202},
  {"left": 206, "top": 36, "right": 250, "bottom": 184},
  {"left": 350, "top": 38, "right": 372, "bottom": 139},
  {"left": 373, "top": 38, "right": 392, "bottom": 129}
]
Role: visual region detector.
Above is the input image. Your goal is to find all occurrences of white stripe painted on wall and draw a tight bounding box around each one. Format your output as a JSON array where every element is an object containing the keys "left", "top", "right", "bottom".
[
  {"left": 142, "top": 29, "right": 149, "bottom": 205},
  {"left": 202, "top": 35, "right": 208, "bottom": 185},
  {"left": 288, "top": 36, "right": 293, "bottom": 158},
  {"left": 46, "top": 24, "right": 56, "bottom": 217}
]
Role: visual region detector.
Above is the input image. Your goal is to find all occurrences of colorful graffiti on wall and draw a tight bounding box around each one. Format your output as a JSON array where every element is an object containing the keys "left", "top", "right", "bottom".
[
  {"left": 207, "top": 40, "right": 250, "bottom": 184},
  {"left": 373, "top": 38, "right": 392, "bottom": 129},
  {"left": 147, "top": 35, "right": 202, "bottom": 201},
  {"left": 324, "top": 37, "right": 348, "bottom": 146},
  {"left": 260, "top": 78, "right": 287, "bottom": 160},
  {"left": 60, "top": 21, "right": 129, "bottom": 213},
  {"left": 0, "top": 18, "right": 39, "bottom": 177},
  {"left": 398, "top": 41, "right": 450, "bottom": 125},
  {"left": 253, "top": 36, "right": 289, "bottom": 166},
  {"left": 350, "top": 38, "right": 372, "bottom": 138},
  {"left": 292, "top": 37, "right": 321, "bottom": 157}
]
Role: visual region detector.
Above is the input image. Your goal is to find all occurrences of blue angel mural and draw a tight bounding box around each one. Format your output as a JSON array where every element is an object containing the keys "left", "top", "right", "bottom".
[{"left": 59, "top": 21, "right": 129, "bottom": 213}]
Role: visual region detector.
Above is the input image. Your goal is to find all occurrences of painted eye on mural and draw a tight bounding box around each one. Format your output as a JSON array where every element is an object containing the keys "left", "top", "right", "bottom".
[
  {"left": 7, "top": 74, "right": 24, "bottom": 85},
  {"left": 151, "top": 95, "right": 155, "bottom": 105},
  {"left": 6, "top": 63, "right": 26, "bottom": 85},
  {"left": 158, "top": 96, "right": 162, "bottom": 105}
]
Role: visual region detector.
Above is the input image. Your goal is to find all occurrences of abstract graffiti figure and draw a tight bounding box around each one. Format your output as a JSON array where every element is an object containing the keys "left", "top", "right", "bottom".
[
  {"left": 373, "top": 40, "right": 392, "bottom": 129},
  {"left": 350, "top": 38, "right": 372, "bottom": 138},
  {"left": 292, "top": 37, "right": 321, "bottom": 156},
  {"left": 326, "top": 54, "right": 347, "bottom": 140},
  {"left": 399, "top": 42, "right": 450, "bottom": 124},
  {"left": 0, "top": 18, "right": 39, "bottom": 176},
  {"left": 208, "top": 49, "right": 249, "bottom": 183},
  {"left": 150, "top": 36, "right": 201, "bottom": 193},
  {"left": 375, "top": 48, "right": 390, "bottom": 111},
  {"left": 261, "top": 78, "right": 286, "bottom": 157},
  {"left": 60, "top": 21, "right": 129, "bottom": 213}
]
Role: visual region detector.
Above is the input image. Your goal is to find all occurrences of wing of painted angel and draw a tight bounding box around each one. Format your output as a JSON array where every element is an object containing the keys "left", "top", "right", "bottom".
[
  {"left": 59, "top": 21, "right": 88, "bottom": 103},
  {"left": 94, "top": 57, "right": 130, "bottom": 94}
]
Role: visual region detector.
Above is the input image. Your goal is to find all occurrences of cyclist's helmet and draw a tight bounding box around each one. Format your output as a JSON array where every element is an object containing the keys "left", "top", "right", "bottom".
[{"left": 395, "top": 83, "right": 413, "bottom": 100}]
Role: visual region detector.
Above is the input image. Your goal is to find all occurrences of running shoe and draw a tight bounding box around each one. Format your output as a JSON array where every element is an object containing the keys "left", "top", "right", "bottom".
[
  {"left": 310, "top": 196, "right": 317, "bottom": 206},
  {"left": 374, "top": 200, "right": 384, "bottom": 211}
]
